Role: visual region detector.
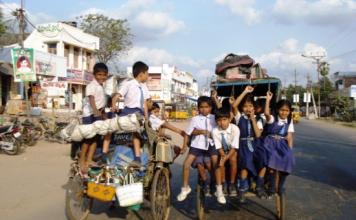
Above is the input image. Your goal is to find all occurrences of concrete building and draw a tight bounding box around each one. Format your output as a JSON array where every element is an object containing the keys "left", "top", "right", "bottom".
[
  {"left": 334, "top": 71, "right": 356, "bottom": 97},
  {"left": 24, "top": 22, "right": 99, "bottom": 102},
  {"left": 126, "top": 64, "right": 198, "bottom": 105}
]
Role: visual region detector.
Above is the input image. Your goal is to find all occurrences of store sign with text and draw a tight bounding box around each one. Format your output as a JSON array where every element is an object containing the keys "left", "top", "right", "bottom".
[
  {"left": 11, "top": 48, "right": 36, "bottom": 82},
  {"left": 66, "top": 69, "right": 83, "bottom": 82},
  {"left": 41, "top": 81, "right": 68, "bottom": 97}
]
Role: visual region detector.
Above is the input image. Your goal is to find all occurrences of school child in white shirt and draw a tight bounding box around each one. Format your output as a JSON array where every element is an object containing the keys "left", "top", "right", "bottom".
[
  {"left": 177, "top": 96, "right": 225, "bottom": 204},
  {"left": 111, "top": 61, "right": 150, "bottom": 164},
  {"left": 212, "top": 109, "right": 240, "bottom": 198},
  {"left": 264, "top": 92, "right": 295, "bottom": 196},
  {"left": 231, "top": 86, "right": 266, "bottom": 202},
  {"left": 80, "top": 63, "right": 108, "bottom": 174},
  {"left": 149, "top": 102, "right": 185, "bottom": 136}
]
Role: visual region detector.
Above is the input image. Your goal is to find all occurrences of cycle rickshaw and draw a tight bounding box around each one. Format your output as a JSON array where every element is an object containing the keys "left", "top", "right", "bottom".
[
  {"left": 65, "top": 119, "right": 175, "bottom": 220},
  {"left": 195, "top": 77, "right": 287, "bottom": 220}
]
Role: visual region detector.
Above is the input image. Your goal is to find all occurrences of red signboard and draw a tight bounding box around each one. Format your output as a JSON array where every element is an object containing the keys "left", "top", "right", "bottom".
[{"left": 66, "top": 69, "right": 83, "bottom": 82}]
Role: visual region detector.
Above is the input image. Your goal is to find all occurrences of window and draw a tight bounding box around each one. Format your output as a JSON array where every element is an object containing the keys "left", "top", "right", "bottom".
[
  {"left": 86, "top": 52, "right": 92, "bottom": 71},
  {"left": 47, "top": 43, "right": 57, "bottom": 55},
  {"left": 64, "top": 45, "right": 70, "bottom": 67},
  {"left": 73, "top": 47, "right": 79, "bottom": 68}
]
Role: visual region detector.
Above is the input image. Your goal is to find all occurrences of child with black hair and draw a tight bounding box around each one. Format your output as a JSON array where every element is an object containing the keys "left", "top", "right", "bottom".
[
  {"left": 231, "top": 86, "right": 265, "bottom": 202},
  {"left": 149, "top": 102, "right": 185, "bottom": 137},
  {"left": 112, "top": 61, "right": 150, "bottom": 165},
  {"left": 80, "top": 62, "right": 108, "bottom": 174},
  {"left": 264, "top": 92, "right": 295, "bottom": 195},
  {"left": 212, "top": 108, "right": 240, "bottom": 197},
  {"left": 178, "top": 96, "right": 224, "bottom": 204}
]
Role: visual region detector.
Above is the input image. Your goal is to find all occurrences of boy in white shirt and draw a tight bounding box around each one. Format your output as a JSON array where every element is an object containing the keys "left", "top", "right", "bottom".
[
  {"left": 212, "top": 109, "right": 240, "bottom": 198},
  {"left": 111, "top": 61, "right": 150, "bottom": 164},
  {"left": 149, "top": 102, "right": 185, "bottom": 136},
  {"left": 177, "top": 96, "right": 225, "bottom": 204},
  {"left": 80, "top": 63, "right": 108, "bottom": 174}
]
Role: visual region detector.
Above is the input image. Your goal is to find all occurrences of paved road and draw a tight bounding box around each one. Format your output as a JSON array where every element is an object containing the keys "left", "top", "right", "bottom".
[{"left": 1, "top": 119, "right": 355, "bottom": 220}]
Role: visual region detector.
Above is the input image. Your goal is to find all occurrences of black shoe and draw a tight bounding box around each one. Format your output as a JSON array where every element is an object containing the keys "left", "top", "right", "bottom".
[
  {"left": 256, "top": 187, "right": 268, "bottom": 199},
  {"left": 228, "top": 183, "right": 238, "bottom": 197},
  {"left": 222, "top": 183, "right": 228, "bottom": 196},
  {"left": 238, "top": 190, "right": 247, "bottom": 203}
]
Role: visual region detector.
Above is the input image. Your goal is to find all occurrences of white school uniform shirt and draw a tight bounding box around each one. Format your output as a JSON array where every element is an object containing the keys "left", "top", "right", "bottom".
[
  {"left": 212, "top": 123, "right": 240, "bottom": 150},
  {"left": 185, "top": 114, "right": 216, "bottom": 150},
  {"left": 234, "top": 111, "right": 264, "bottom": 130},
  {"left": 117, "top": 79, "right": 150, "bottom": 109},
  {"left": 82, "top": 79, "right": 106, "bottom": 117},
  {"left": 266, "top": 115, "right": 295, "bottom": 133},
  {"left": 149, "top": 114, "right": 165, "bottom": 131}
]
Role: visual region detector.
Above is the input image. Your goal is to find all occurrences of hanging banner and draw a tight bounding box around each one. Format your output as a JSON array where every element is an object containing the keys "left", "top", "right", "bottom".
[{"left": 11, "top": 48, "right": 36, "bottom": 82}]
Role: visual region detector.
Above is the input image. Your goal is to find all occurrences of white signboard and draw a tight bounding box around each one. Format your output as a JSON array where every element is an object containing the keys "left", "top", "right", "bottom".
[
  {"left": 293, "top": 94, "right": 299, "bottom": 103},
  {"left": 351, "top": 85, "right": 356, "bottom": 98},
  {"left": 303, "top": 92, "right": 311, "bottom": 103},
  {"left": 41, "top": 81, "right": 68, "bottom": 97}
]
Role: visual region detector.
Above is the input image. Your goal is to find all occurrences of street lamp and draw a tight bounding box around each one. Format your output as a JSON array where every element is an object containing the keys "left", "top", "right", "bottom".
[{"left": 301, "top": 53, "right": 326, "bottom": 118}]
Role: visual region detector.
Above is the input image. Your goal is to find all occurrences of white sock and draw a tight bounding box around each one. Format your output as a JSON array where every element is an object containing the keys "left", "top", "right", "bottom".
[{"left": 216, "top": 185, "right": 223, "bottom": 193}]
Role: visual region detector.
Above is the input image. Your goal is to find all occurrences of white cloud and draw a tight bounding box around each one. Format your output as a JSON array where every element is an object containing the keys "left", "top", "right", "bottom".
[
  {"left": 273, "top": 0, "right": 356, "bottom": 27},
  {"left": 135, "top": 11, "right": 185, "bottom": 36},
  {"left": 255, "top": 38, "right": 329, "bottom": 84},
  {"left": 120, "top": 46, "right": 200, "bottom": 68},
  {"left": 215, "top": 0, "right": 261, "bottom": 25},
  {"left": 75, "top": 1, "right": 185, "bottom": 40}
]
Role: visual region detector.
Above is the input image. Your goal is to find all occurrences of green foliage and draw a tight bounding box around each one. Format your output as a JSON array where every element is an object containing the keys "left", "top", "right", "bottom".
[
  {"left": 0, "top": 9, "right": 7, "bottom": 39},
  {"left": 78, "top": 14, "right": 132, "bottom": 64},
  {"left": 319, "top": 62, "right": 329, "bottom": 77},
  {"left": 285, "top": 84, "right": 307, "bottom": 104},
  {"left": 331, "top": 96, "right": 353, "bottom": 122}
]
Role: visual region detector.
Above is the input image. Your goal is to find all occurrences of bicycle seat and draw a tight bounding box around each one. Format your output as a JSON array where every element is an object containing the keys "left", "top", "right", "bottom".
[{"left": 0, "top": 125, "right": 11, "bottom": 134}]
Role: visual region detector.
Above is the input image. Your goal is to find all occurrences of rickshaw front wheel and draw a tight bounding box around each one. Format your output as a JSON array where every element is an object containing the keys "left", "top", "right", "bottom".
[{"left": 150, "top": 167, "right": 171, "bottom": 220}]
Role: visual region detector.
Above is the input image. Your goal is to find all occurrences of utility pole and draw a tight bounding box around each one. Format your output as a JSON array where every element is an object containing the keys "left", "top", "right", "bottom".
[
  {"left": 301, "top": 53, "right": 326, "bottom": 118},
  {"left": 16, "top": 0, "right": 30, "bottom": 117}
]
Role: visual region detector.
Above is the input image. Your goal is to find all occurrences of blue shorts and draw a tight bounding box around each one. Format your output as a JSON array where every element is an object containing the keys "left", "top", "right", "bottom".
[
  {"left": 119, "top": 107, "right": 144, "bottom": 116},
  {"left": 82, "top": 115, "right": 102, "bottom": 144},
  {"left": 106, "top": 111, "right": 116, "bottom": 119},
  {"left": 189, "top": 144, "right": 218, "bottom": 168},
  {"left": 82, "top": 115, "right": 102, "bottom": 124}
]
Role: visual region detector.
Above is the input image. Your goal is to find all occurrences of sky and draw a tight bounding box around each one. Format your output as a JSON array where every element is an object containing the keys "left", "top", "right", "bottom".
[{"left": 1, "top": 0, "right": 356, "bottom": 87}]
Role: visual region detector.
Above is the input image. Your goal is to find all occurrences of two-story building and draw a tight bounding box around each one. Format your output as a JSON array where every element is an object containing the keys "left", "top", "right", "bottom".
[
  {"left": 334, "top": 71, "right": 356, "bottom": 97},
  {"left": 126, "top": 64, "right": 199, "bottom": 105},
  {"left": 24, "top": 22, "right": 99, "bottom": 108}
]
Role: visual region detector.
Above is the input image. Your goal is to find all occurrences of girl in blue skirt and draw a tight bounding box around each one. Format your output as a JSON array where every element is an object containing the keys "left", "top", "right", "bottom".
[
  {"left": 232, "top": 86, "right": 265, "bottom": 202},
  {"left": 264, "top": 91, "right": 295, "bottom": 195}
]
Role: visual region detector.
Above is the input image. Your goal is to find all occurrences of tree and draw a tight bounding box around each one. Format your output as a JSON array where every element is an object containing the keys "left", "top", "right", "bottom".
[
  {"left": 285, "top": 84, "right": 307, "bottom": 104},
  {"left": 0, "top": 9, "right": 6, "bottom": 37},
  {"left": 78, "top": 14, "right": 132, "bottom": 64}
]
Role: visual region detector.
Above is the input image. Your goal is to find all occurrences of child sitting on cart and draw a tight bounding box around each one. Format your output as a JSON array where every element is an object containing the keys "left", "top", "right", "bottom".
[
  {"left": 264, "top": 92, "right": 295, "bottom": 196},
  {"left": 212, "top": 109, "right": 240, "bottom": 197},
  {"left": 231, "top": 86, "right": 267, "bottom": 202},
  {"left": 149, "top": 102, "right": 185, "bottom": 137},
  {"left": 177, "top": 96, "right": 225, "bottom": 204}
]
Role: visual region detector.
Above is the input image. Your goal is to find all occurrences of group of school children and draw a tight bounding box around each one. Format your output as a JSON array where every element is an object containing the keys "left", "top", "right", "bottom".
[
  {"left": 78, "top": 60, "right": 295, "bottom": 206},
  {"left": 177, "top": 86, "right": 295, "bottom": 204}
]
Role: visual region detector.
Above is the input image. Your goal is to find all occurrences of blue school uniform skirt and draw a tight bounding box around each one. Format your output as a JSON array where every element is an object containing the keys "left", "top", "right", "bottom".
[
  {"left": 253, "top": 137, "right": 268, "bottom": 172},
  {"left": 264, "top": 136, "right": 294, "bottom": 174},
  {"left": 119, "top": 107, "right": 144, "bottom": 116},
  {"left": 239, "top": 138, "right": 257, "bottom": 176}
]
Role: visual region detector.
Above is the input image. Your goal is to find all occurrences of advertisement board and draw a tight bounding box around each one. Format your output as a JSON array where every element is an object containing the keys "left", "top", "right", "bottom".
[{"left": 11, "top": 48, "right": 36, "bottom": 82}]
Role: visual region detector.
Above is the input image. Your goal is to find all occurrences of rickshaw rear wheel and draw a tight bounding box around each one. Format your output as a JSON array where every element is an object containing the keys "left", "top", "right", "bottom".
[
  {"left": 65, "top": 175, "right": 92, "bottom": 220},
  {"left": 150, "top": 167, "right": 171, "bottom": 220}
]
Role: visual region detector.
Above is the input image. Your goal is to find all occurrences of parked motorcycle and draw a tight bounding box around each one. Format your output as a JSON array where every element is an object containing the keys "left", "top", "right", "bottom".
[
  {"left": 21, "top": 119, "right": 43, "bottom": 146},
  {"left": 39, "top": 118, "right": 68, "bottom": 144},
  {"left": 0, "top": 119, "right": 22, "bottom": 155}
]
